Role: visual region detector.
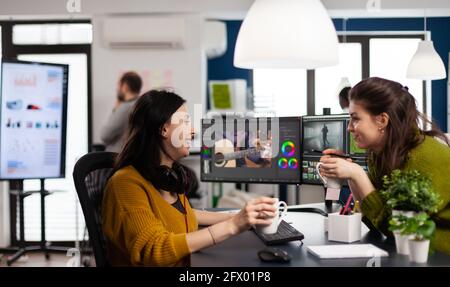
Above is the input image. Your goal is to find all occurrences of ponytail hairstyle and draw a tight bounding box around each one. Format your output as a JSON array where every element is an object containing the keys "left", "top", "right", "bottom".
[{"left": 349, "top": 77, "right": 449, "bottom": 188}]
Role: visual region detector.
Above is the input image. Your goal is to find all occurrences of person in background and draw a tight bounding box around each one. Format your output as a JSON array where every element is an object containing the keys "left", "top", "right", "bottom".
[
  {"left": 100, "top": 71, "right": 142, "bottom": 152},
  {"left": 319, "top": 77, "right": 450, "bottom": 255},
  {"left": 338, "top": 86, "right": 351, "bottom": 113},
  {"left": 102, "top": 90, "right": 277, "bottom": 266}
]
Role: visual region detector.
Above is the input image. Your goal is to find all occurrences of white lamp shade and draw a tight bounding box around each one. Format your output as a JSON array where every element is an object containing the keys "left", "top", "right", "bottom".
[
  {"left": 233, "top": 0, "right": 339, "bottom": 69},
  {"left": 406, "top": 40, "right": 447, "bottom": 80}
]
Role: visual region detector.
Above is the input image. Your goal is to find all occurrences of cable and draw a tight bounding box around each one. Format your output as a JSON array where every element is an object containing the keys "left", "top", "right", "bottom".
[{"left": 287, "top": 207, "right": 329, "bottom": 217}]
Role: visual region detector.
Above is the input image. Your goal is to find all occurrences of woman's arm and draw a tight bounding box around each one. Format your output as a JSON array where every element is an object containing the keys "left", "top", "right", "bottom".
[
  {"left": 319, "top": 155, "right": 391, "bottom": 235},
  {"left": 186, "top": 197, "right": 276, "bottom": 253},
  {"left": 347, "top": 165, "right": 375, "bottom": 201},
  {"left": 318, "top": 153, "right": 374, "bottom": 200},
  {"left": 194, "top": 209, "right": 235, "bottom": 226}
]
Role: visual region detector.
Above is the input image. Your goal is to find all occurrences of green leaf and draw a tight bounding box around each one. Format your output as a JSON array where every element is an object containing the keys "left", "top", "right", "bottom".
[{"left": 380, "top": 169, "right": 441, "bottom": 213}]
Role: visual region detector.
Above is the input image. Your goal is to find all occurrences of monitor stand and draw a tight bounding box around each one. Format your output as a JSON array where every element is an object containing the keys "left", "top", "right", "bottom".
[
  {"left": 0, "top": 179, "right": 69, "bottom": 266},
  {"left": 324, "top": 186, "right": 333, "bottom": 213}
]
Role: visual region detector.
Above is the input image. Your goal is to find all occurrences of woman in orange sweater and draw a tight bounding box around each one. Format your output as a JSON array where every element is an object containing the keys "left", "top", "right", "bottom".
[{"left": 102, "top": 89, "right": 277, "bottom": 266}]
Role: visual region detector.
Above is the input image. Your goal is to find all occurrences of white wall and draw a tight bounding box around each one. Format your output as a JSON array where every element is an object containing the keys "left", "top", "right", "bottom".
[{"left": 92, "top": 14, "right": 206, "bottom": 144}]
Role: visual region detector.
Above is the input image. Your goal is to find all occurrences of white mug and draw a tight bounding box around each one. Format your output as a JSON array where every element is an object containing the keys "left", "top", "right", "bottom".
[
  {"left": 256, "top": 199, "right": 288, "bottom": 234},
  {"left": 315, "top": 162, "right": 344, "bottom": 189}
]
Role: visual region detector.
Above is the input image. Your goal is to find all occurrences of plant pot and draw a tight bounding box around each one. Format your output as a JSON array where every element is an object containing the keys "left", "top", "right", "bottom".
[
  {"left": 393, "top": 231, "right": 413, "bottom": 255},
  {"left": 408, "top": 239, "right": 430, "bottom": 263},
  {"left": 392, "top": 210, "right": 416, "bottom": 217}
]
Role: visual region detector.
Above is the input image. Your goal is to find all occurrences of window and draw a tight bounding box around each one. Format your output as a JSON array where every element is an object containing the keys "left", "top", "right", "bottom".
[
  {"left": 13, "top": 24, "right": 92, "bottom": 45},
  {"left": 370, "top": 38, "right": 424, "bottom": 114},
  {"left": 252, "top": 34, "right": 427, "bottom": 119},
  {"left": 253, "top": 69, "right": 307, "bottom": 116},
  {"left": 19, "top": 54, "right": 88, "bottom": 241},
  {"left": 1, "top": 21, "right": 91, "bottom": 243},
  {"left": 315, "top": 43, "right": 362, "bottom": 114}
]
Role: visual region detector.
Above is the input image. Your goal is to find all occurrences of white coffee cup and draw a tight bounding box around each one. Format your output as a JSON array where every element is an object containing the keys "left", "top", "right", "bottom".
[
  {"left": 256, "top": 199, "right": 288, "bottom": 234},
  {"left": 315, "top": 162, "right": 344, "bottom": 189}
]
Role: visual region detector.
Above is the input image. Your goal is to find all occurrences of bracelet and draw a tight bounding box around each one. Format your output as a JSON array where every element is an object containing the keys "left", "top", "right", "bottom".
[{"left": 208, "top": 226, "right": 217, "bottom": 245}]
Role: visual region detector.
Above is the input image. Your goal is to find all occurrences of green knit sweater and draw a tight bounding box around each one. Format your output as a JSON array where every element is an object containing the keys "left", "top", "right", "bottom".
[{"left": 360, "top": 136, "right": 450, "bottom": 255}]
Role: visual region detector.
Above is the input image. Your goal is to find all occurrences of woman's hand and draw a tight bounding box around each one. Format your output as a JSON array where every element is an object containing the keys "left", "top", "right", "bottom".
[
  {"left": 319, "top": 154, "right": 362, "bottom": 180},
  {"left": 228, "top": 197, "right": 277, "bottom": 235},
  {"left": 322, "top": 149, "right": 351, "bottom": 160}
]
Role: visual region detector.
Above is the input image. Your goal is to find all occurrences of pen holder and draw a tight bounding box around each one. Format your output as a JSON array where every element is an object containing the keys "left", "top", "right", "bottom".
[{"left": 328, "top": 212, "right": 362, "bottom": 243}]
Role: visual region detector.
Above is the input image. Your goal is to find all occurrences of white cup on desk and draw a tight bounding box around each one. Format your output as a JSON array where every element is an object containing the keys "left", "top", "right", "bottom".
[
  {"left": 255, "top": 199, "right": 288, "bottom": 234},
  {"left": 315, "top": 162, "right": 344, "bottom": 190}
]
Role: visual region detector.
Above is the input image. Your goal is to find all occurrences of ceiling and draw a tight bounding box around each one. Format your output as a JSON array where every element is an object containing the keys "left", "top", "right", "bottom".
[{"left": 1, "top": 0, "right": 450, "bottom": 20}]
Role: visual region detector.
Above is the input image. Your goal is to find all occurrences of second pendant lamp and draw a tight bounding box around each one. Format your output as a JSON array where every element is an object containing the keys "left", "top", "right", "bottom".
[{"left": 406, "top": 13, "right": 446, "bottom": 80}]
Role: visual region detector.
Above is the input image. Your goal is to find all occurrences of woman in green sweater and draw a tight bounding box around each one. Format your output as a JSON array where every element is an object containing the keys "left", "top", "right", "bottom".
[{"left": 318, "top": 77, "right": 450, "bottom": 254}]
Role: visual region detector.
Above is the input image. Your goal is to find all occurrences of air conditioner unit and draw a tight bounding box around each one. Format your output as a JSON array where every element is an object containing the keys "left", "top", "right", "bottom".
[{"left": 102, "top": 16, "right": 186, "bottom": 49}]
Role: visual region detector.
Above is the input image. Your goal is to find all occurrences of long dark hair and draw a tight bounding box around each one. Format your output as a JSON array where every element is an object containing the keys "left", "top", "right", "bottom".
[
  {"left": 349, "top": 77, "right": 449, "bottom": 189},
  {"left": 113, "top": 89, "right": 186, "bottom": 182}
]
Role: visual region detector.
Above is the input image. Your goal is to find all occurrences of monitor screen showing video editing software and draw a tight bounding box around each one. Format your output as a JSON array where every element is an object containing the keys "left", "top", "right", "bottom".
[
  {"left": 200, "top": 116, "right": 301, "bottom": 184},
  {"left": 301, "top": 115, "right": 368, "bottom": 185}
]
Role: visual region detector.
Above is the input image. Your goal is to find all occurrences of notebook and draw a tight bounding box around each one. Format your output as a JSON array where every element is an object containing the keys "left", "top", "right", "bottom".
[{"left": 306, "top": 244, "right": 389, "bottom": 259}]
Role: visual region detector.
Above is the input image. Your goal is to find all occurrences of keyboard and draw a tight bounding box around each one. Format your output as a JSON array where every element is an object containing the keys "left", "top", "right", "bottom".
[{"left": 253, "top": 220, "right": 305, "bottom": 245}]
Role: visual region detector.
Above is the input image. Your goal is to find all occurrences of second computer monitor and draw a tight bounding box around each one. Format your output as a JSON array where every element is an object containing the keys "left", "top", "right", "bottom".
[
  {"left": 200, "top": 116, "right": 301, "bottom": 184},
  {"left": 302, "top": 115, "right": 351, "bottom": 185}
]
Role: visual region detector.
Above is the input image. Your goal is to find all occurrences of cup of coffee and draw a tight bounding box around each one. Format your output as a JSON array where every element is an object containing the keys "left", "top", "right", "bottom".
[
  {"left": 256, "top": 199, "right": 288, "bottom": 234},
  {"left": 315, "top": 162, "right": 344, "bottom": 189}
]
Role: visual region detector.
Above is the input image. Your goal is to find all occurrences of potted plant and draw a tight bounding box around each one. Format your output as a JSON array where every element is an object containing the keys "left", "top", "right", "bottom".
[
  {"left": 405, "top": 213, "right": 436, "bottom": 263},
  {"left": 388, "top": 214, "right": 411, "bottom": 255},
  {"left": 381, "top": 169, "right": 440, "bottom": 256},
  {"left": 380, "top": 169, "right": 440, "bottom": 213}
]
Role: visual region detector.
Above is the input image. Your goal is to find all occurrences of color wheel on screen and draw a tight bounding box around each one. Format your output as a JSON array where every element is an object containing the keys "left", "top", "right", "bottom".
[{"left": 281, "top": 140, "right": 295, "bottom": 156}]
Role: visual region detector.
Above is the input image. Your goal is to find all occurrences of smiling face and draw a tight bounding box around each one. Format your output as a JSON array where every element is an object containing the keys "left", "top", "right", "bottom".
[
  {"left": 348, "top": 101, "right": 388, "bottom": 151},
  {"left": 160, "top": 104, "right": 194, "bottom": 161}
]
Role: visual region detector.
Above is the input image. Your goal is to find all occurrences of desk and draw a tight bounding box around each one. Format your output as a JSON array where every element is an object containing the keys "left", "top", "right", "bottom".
[{"left": 191, "top": 204, "right": 450, "bottom": 267}]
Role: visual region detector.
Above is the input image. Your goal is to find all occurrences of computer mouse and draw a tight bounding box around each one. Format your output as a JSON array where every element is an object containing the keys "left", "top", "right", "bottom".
[{"left": 257, "top": 247, "right": 292, "bottom": 263}]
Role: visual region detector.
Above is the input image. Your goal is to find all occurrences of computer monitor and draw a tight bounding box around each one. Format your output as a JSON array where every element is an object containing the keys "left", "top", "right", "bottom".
[
  {"left": 348, "top": 131, "right": 367, "bottom": 156},
  {"left": 0, "top": 59, "right": 68, "bottom": 179},
  {"left": 301, "top": 115, "right": 369, "bottom": 185},
  {"left": 200, "top": 116, "right": 301, "bottom": 184},
  {"left": 301, "top": 115, "right": 348, "bottom": 185},
  {"left": 345, "top": 118, "right": 369, "bottom": 174}
]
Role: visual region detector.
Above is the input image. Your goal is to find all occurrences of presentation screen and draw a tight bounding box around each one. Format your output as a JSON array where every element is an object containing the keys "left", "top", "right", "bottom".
[{"left": 0, "top": 59, "right": 68, "bottom": 179}]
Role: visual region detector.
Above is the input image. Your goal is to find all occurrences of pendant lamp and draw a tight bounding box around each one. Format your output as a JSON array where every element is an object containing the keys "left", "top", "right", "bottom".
[{"left": 234, "top": 0, "right": 339, "bottom": 69}]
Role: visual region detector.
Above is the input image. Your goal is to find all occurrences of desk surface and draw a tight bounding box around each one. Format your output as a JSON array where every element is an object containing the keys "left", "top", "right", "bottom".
[{"left": 191, "top": 204, "right": 450, "bottom": 267}]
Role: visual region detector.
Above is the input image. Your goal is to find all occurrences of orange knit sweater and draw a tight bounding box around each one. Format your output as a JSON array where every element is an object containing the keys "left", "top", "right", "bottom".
[{"left": 102, "top": 165, "right": 198, "bottom": 266}]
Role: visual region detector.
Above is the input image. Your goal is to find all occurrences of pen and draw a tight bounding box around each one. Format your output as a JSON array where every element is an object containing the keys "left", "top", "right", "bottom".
[
  {"left": 353, "top": 200, "right": 360, "bottom": 213},
  {"left": 340, "top": 193, "right": 353, "bottom": 215},
  {"left": 349, "top": 201, "right": 354, "bottom": 214},
  {"left": 311, "top": 149, "right": 355, "bottom": 160}
]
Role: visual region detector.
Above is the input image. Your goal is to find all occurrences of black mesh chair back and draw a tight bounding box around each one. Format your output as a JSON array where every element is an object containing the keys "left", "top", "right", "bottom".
[{"left": 73, "top": 151, "right": 117, "bottom": 267}]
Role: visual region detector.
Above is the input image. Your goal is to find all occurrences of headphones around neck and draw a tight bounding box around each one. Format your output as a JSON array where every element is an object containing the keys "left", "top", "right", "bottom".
[
  {"left": 152, "top": 163, "right": 188, "bottom": 194},
  {"left": 152, "top": 163, "right": 190, "bottom": 232}
]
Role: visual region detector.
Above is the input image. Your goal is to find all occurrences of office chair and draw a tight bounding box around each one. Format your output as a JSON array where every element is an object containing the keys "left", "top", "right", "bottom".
[{"left": 73, "top": 151, "right": 117, "bottom": 267}]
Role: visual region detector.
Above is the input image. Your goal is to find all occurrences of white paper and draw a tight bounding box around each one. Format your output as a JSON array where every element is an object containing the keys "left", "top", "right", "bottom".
[{"left": 306, "top": 244, "right": 389, "bottom": 259}]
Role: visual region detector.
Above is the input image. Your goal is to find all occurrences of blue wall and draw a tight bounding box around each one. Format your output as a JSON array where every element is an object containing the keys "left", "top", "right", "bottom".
[
  {"left": 207, "top": 21, "right": 253, "bottom": 110},
  {"left": 207, "top": 18, "right": 450, "bottom": 131}
]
